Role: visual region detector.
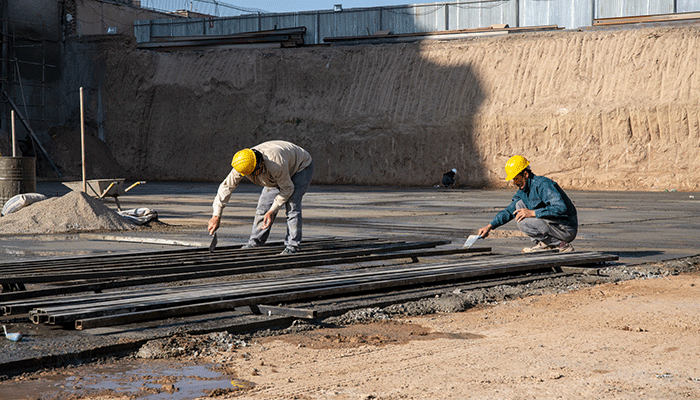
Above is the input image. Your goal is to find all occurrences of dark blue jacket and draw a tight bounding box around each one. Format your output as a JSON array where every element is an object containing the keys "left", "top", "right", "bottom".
[{"left": 490, "top": 174, "right": 577, "bottom": 229}]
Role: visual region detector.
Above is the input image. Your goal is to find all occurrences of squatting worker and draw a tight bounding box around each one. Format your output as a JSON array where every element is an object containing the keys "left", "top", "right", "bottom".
[
  {"left": 208, "top": 140, "right": 314, "bottom": 255},
  {"left": 477, "top": 155, "right": 578, "bottom": 253}
]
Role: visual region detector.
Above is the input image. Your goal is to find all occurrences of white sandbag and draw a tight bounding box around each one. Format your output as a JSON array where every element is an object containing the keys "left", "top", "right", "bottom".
[
  {"left": 1, "top": 193, "right": 47, "bottom": 216},
  {"left": 118, "top": 207, "right": 158, "bottom": 225}
]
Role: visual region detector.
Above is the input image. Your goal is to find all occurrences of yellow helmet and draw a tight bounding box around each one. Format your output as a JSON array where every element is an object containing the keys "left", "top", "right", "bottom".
[
  {"left": 504, "top": 155, "right": 530, "bottom": 181},
  {"left": 231, "top": 148, "right": 257, "bottom": 176}
]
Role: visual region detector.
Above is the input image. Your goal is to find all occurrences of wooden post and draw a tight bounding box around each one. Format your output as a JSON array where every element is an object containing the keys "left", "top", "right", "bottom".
[
  {"left": 10, "top": 109, "right": 15, "bottom": 157},
  {"left": 80, "top": 87, "right": 86, "bottom": 192}
]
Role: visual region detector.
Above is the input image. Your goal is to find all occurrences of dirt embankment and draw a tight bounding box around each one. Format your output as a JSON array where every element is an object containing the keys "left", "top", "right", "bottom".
[{"left": 55, "top": 24, "right": 700, "bottom": 190}]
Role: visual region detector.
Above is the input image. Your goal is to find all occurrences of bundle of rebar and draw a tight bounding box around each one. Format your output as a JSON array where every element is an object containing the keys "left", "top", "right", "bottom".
[{"left": 0, "top": 238, "right": 616, "bottom": 330}]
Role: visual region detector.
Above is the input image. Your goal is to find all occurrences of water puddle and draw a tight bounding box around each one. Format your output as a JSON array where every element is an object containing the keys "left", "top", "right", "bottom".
[{"left": 0, "top": 359, "right": 254, "bottom": 400}]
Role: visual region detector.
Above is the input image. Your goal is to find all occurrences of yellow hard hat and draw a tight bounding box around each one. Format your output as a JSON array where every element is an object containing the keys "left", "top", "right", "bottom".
[
  {"left": 504, "top": 155, "right": 530, "bottom": 181},
  {"left": 231, "top": 148, "right": 257, "bottom": 176}
]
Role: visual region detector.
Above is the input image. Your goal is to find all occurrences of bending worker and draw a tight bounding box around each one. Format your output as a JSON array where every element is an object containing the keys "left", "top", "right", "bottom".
[
  {"left": 207, "top": 140, "right": 314, "bottom": 255},
  {"left": 477, "top": 155, "right": 578, "bottom": 253}
]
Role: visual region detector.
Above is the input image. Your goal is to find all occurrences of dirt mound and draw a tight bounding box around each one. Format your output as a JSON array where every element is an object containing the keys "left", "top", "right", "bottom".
[
  {"left": 88, "top": 24, "right": 700, "bottom": 190},
  {"left": 0, "top": 190, "right": 136, "bottom": 235}
]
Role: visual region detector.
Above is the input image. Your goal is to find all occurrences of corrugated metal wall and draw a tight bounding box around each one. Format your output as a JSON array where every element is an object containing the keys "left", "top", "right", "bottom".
[
  {"left": 596, "top": 0, "right": 673, "bottom": 18},
  {"left": 135, "top": 0, "right": 700, "bottom": 44}
]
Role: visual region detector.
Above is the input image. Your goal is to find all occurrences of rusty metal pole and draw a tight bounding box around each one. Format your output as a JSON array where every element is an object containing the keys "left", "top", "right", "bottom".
[
  {"left": 80, "top": 87, "right": 86, "bottom": 192},
  {"left": 11, "top": 109, "right": 15, "bottom": 157}
]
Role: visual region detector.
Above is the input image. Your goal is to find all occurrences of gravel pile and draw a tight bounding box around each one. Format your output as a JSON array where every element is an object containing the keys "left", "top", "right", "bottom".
[{"left": 0, "top": 190, "right": 136, "bottom": 235}]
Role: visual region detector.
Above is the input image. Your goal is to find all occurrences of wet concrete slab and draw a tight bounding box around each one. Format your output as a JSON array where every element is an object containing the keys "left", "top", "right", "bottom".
[{"left": 4, "top": 181, "right": 696, "bottom": 264}]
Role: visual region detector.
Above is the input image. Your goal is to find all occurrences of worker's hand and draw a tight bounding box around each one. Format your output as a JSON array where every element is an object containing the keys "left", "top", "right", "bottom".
[
  {"left": 207, "top": 216, "right": 220, "bottom": 236},
  {"left": 477, "top": 224, "right": 492, "bottom": 239},
  {"left": 261, "top": 210, "right": 276, "bottom": 230},
  {"left": 513, "top": 208, "right": 535, "bottom": 222}
]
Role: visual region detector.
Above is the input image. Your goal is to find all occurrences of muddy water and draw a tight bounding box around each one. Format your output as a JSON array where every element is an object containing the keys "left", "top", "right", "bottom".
[{"left": 0, "top": 359, "right": 252, "bottom": 399}]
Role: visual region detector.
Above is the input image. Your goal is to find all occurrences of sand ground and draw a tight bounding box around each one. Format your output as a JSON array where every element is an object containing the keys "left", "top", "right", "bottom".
[{"left": 220, "top": 271, "right": 700, "bottom": 400}]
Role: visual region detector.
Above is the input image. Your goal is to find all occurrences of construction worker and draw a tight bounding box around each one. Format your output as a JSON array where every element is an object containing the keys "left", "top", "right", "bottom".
[
  {"left": 477, "top": 155, "right": 577, "bottom": 253},
  {"left": 442, "top": 168, "right": 457, "bottom": 188},
  {"left": 208, "top": 140, "right": 314, "bottom": 255}
]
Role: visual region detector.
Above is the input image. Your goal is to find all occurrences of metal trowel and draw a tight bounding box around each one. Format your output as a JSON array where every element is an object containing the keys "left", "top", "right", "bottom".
[
  {"left": 209, "top": 233, "right": 218, "bottom": 252},
  {"left": 463, "top": 234, "right": 482, "bottom": 249},
  {"left": 3, "top": 325, "right": 21, "bottom": 342}
]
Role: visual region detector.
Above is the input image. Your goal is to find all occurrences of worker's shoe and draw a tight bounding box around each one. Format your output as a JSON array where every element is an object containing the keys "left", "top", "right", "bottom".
[
  {"left": 241, "top": 244, "right": 258, "bottom": 249},
  {"left": 522, "top": 241, "right": 555, "bottom": 253},
  {"left": 280, "top": 246, "right": 298, "bottom": 255},
  {"left": 558, "top": 242, "right": 574, "bottom": 253}
]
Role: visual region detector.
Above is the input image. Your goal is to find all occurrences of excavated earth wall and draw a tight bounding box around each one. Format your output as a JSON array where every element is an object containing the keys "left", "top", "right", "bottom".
[{"left": 68, "top": 24, "right": 700, "bottom": 190}]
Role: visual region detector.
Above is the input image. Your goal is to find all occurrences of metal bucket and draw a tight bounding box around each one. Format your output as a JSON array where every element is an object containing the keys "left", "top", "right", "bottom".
[{"left": 0, "top": 157, "right": 37, "bottom": 209}]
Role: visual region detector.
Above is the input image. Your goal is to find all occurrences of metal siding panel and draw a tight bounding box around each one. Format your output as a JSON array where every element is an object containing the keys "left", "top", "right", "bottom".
[
  {"left": 167, "top": 18, "right": 205, "bottom": 37},
  {"left": 597, "top": 0, "right": 621, "bottom": 18},
  {"left": 382, "top": 6, "right": 419, "bottom": 34},
  {"left": 259, "top": 15, "right": 279, "bottom": 31},
  {"left": 137, "top": 0, "right": 698, "bottom": 44},
  {"left": 346, "top": 10, "right": 381, "bottom": 37},
  {"left": 626, "top": 0, "right": 674, "bottom": 15},
  {"left": 409, "top": 5, "right": 447, "bottom": 33},
  {"left": 206, "top": 18, "right": 223, "bottom": 35},
  {"left": 521, "top": 0, "right": 559, "bottom": 27},
  {"left": 168, "top": 20, "right": 185, "bottom": 36},
  {"left": 134, "top": 20, "right": 150, "bottom": 43},
  {"left": 303, "top": 13, "right": 319, "bottom": 44},
  {"left": 559, "top": 0, "right": 594, "bottom": 29},
  {"left": 273, "top": 14, "right": 299, "bottom": 29},
  {"left": 150, "top": 18, "right": 174, "bottom": 37},
  {"left": 293, "top": 14, "right": 318, "bottom": 45},
  {"left": 186, "top": 19, "right": 205, "bottom": 36},
  {"left": 322, "top": 9, "right": 381, "bottom": 37},
  {"left": 448, "top": 0, "right": 517, "bottom": 30},
  {"left": 677, "top": 0, "right": 700, "bottom": 12},
  {"left": 219, "top": 16, "right": 258, "bottom": 35},
  {"left": 597, "top": 0, "right": 674, "bottom": 18},
  {"left": 317, "top": 13, "right": 336, "bottom": 43}
]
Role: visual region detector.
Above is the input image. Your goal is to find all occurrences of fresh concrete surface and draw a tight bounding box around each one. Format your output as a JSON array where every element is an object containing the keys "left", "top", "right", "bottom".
[{"left": 2, "top": 181, "right": 698, "bottom": 264}]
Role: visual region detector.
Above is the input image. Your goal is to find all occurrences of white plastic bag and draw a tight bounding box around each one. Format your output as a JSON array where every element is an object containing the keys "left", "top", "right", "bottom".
[{"left": 118, "top": 207, "right": 158, "bottom": 225}]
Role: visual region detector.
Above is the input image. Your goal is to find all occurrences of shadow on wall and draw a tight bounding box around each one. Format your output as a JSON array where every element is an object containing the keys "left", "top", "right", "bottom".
[
  {"left": 81, "top": 38, "right": 488, "bottom": 187},
  {"left": 25, "top": 2, "right": 495, "bottom": 187},
  {"left": 310, "top": 42, "right": 487, "bottom": 188}
]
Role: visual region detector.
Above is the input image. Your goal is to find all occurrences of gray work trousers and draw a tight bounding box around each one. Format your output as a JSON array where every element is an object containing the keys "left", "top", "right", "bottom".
[
  {"left": 515, "top": 200, "right": 577, "bottom": 246},
  {"left": 248, "top": 162, "right": 314, "bottom": 249}
]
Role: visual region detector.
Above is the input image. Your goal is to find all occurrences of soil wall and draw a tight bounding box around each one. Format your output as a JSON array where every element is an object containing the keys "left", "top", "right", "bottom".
[{"left": 58, "top": 24, "right": 700, "bottom": 190}]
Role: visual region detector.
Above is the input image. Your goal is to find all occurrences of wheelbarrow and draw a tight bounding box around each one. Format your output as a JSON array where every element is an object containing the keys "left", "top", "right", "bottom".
[{"left": 62, "top": 179, "right": 145, "bottom": 211}]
